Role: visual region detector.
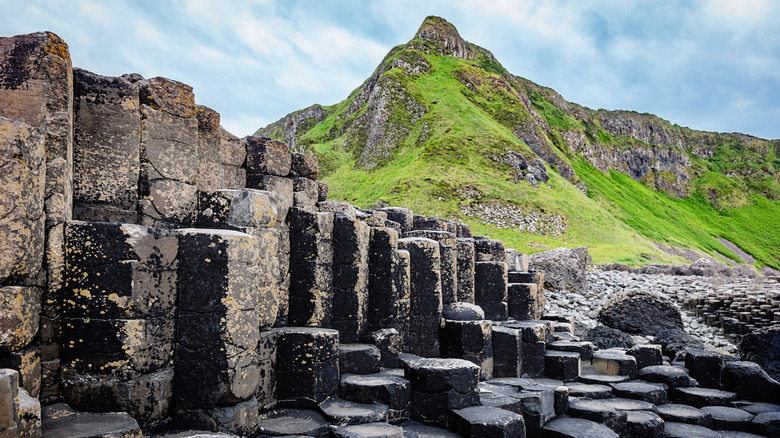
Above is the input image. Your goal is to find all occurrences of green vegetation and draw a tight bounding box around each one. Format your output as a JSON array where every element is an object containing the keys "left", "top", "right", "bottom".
[
  {"left": 259, "top": 16, "right": 780, "bottom": 270},
  {"left": 574, "top": 160, "right": 780, "bottom": 269}
]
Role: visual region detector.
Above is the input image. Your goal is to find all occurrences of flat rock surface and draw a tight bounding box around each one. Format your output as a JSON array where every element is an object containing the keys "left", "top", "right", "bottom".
[
  {"left": 153, "top": 433, "right": 239, "bottom": 438},
  {"left": 674, "top": 387, "right": 739, "bottom": 407},
  {"left": 571, "top": 397, "right": 656, "bottom": 412},
  {"left": 657, "top": 403, "right": 713, "bottom": 427},
  {"left": 397, "top": 420, "right": 460, "bottom": 437},
  {"left": 542, "top": 417, "right": 619, "bottom": 437},
  {"left": 319, "top": 397, "right": 388, "bottom": 425},
  {"left": 610, "top": 380, "right": 668, "bottom": 404},
  {"left": 41, "top": 411, "right": 141, "bottom": 438},
  {"left": 564, "top": 382, "right": 613, "bottom": 399},
  {"left": 256, "top": 409, "right": 330, "bottom": 436},
  {"left": 664, "top": 421, "right": 720, "bottom": 438},
  {"left": 733, "top": 402, "right": 780, "bottom": 415},
  {"left": 579, "top": 366, "right": 630, "bottom": 385},
  {"left": 331, "top": 422, "right": 404, "bottom": 438}
]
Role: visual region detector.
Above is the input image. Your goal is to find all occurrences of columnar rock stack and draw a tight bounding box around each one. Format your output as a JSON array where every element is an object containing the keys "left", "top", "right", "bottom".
[
  {"left": 682, "top": 278, "right": 780, "bottom": 340},
  {"left": 61, "top": 222, "right": 177, "bottom": 429},
  {"left": 2, "top": 31, "right": 780, "bottom": 438}
]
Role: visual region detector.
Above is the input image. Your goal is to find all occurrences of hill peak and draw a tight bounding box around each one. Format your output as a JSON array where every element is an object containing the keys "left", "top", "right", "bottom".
[{"left": 412, "top": 15, "right": 494, "bottom": 61}]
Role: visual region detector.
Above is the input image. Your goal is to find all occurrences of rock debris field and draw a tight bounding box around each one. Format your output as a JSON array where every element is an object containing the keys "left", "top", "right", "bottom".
[{"left": 545, "top": 270, "right": 761, "bottom": 354}]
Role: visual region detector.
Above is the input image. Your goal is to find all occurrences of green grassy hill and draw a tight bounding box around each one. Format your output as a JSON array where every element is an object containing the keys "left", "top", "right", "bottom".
[{"left": 258, "top": 16, "right": 780, "bottom": 270}]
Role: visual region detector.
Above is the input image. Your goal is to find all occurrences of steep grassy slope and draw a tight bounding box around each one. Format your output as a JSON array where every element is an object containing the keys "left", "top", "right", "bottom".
[{"left": 258, "top": 16, "right": 780, "bottom": 269}]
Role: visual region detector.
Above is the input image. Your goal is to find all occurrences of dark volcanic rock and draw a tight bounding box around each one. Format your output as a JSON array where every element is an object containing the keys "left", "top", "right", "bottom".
[
  {"left": 673, "top": 387, "right": 739, "bottom": 408},
  {"left": 663, "top": 421, "right": 720, "bottom": 438},
  {"left": 255, "top": 409, "right": 329, "bottom": 437},
  {"left": 449, "top": 406, "right": 526, "bottom": 438},
  {"left": 41, "top": 410, "right": 142, "bottom": 438},
  {"left": 722, "top": 361, "right": 780, "bottom": 403},
  {"left": 442, "top": 302, "right": 484, "bottom": 321},
  {"left": 653, "top": 329, "right": 706, "bottom": 358},
  {"left": 585, "top": 326, "right": 634, "bottom": 350},
  {"left": 638, "top": 365, "right": 692, "bottom": 389},
  {"left": 700, "top": 406, "right": 754, "bottom": 432},
  {"left": 598, "top": 291, "right": 683, "bottom": 336},
  {"left": 740, "top": 326, "right": 780, "bottom": 383},
  {"left": 656, "top": 403, "right": 713, "bottom": 427},
  {"left": 625, "top": 410, "right": 664, "bottom": 438},
  {"left": 542, "top": 417, "right": 619, "bottom": 437}
]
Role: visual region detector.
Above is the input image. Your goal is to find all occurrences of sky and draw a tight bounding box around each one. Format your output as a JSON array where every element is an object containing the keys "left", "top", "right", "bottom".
[{"left": 2, "top": 0, "right": 779, "bottom": 140}]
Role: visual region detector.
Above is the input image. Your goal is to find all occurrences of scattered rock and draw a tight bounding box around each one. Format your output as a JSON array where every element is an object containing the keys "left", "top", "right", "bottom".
[
  {"left": 654, "top": 329, "right": 706, "bottom": 359},
  {"left": 598, "top": 291, "right": 683, "bottom": 336},
  {"left": 585, "top": 326, "right": 634, "bottom": 350},
  {"left": 529, "top": 247, "right": 588, "bottom": 293},
  {"left": 739, "top": 326, "right": 780, "bottom": 383}
]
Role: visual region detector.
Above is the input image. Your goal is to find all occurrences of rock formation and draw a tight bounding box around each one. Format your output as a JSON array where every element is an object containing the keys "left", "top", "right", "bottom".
[{"left": 1, "top": 30, "right": 779, "bottom": 438}]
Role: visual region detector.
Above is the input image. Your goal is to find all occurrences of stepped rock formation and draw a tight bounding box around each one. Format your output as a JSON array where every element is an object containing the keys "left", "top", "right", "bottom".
[{"left": 1, "top": 28, "right": 779, "bottom": 438}]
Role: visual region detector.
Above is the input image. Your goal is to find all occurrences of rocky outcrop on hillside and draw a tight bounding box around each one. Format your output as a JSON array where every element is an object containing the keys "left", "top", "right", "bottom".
[
  {"left": 408, "top": 15, "right": 496, "bottom": 62},
  {"left": 257, "top": 104, "right": 327, "bottom": 152}
]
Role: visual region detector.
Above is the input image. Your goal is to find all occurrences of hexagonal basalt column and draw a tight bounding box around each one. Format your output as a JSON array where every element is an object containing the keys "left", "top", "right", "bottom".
[
  {"left": 175, "top": 229, "right": 263, "bottom": 411},
  {"left": 475, "top": 261, "right": 508, "bottom": 321},
  {"left": 275, "top": 327, "right": 339, "bottom": 408},
  {"left": 398, "top": 238, "right": 443, "bottom": 358},
  {"left": 288, "top": 208, "right": 334, "bottom": 327}
]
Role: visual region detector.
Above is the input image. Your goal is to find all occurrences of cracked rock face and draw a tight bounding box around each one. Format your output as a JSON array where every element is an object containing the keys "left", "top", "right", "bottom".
[{"left": 0, "top": 118, "right": 45, "bottom": 287}]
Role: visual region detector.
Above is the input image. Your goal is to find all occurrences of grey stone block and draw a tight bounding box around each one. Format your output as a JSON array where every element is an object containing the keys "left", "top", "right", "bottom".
[
  {"left": 244, "top": 136, "right": 291, "bottom": 177},
  {"left": 73, "top": 69, "right": 140, "bottom": 213}
]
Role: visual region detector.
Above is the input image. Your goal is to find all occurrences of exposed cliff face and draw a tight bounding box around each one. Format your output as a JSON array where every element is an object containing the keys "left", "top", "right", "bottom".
[
  {"left": 256, "top": 104, "right": 327, "bottom": 152},
  {"left": 409, "top": 15, "right": 496, "bottom": 62}
]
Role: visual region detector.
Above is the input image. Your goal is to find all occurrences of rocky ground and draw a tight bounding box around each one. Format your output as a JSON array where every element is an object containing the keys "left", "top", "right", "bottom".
[{"left": 543, "top": 268, "right": 766, "bottom": 354}]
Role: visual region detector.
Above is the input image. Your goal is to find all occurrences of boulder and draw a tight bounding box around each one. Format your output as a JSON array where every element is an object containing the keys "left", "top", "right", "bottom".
[
  {"left": 653, "top": 329, "right": 706, "bottom": 358},
  {"left": 585, "top": 326, "right": 634, "bottom": 350},
  {"left": 529, "top": 247, "right": 588, "bottom": 293},
  {"left": 599, "top": 291, "right": 683, "bottom": 336},
  {"left": 740, "top": 326, "right": 780, "bottom": 383}
]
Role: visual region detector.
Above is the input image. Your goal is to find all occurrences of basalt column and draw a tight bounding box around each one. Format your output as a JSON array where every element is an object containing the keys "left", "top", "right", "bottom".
[
  {"left": 398, "top": 237, "right": 442, "bottom": 358},
  {"left": 197, "top": 188, "right": 284, "bottom": 411},
  {"left": 456, "top": 238, "right": 476, "bottom": 304},
  {"left": 175, "top": 229, "right": 263, "bottom": 434},
  {"left": 243, "top": 135, "right": 292, "bottom": 327},
  {"left": 288, "top": 208, "right": 334, "bottom": 327},
  {"left": 138, "top": 77, "right": 200, "bottom": 228},
  {"left": 72, "top": 68, "right": 140, "bottom": 223},
  {"left": 394, "top": 249, "right": 411, "bottom": 350},
  {"left": 404, "top": 230, "right": 457, "bottom": 306},
  {"left": 475, "top": 261, "right": 509, "bottom": 321},
  {"left": 195, "top": 106, "right": 246, "bottom": 192},
  {"left": 332, "top": 214, "right": 370, "bottom": 343},
  {"left": 0, "top": 32, "right": 74, "bottom": 404},
  {"left": 61, "top": 221, "right": 178, "bottom": 429},
  {"left": 367, "top": 227, "right": 400, "bottom": 333},
  {"left": 0, "top": 118, "right": 44, "bottom": 403}
]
